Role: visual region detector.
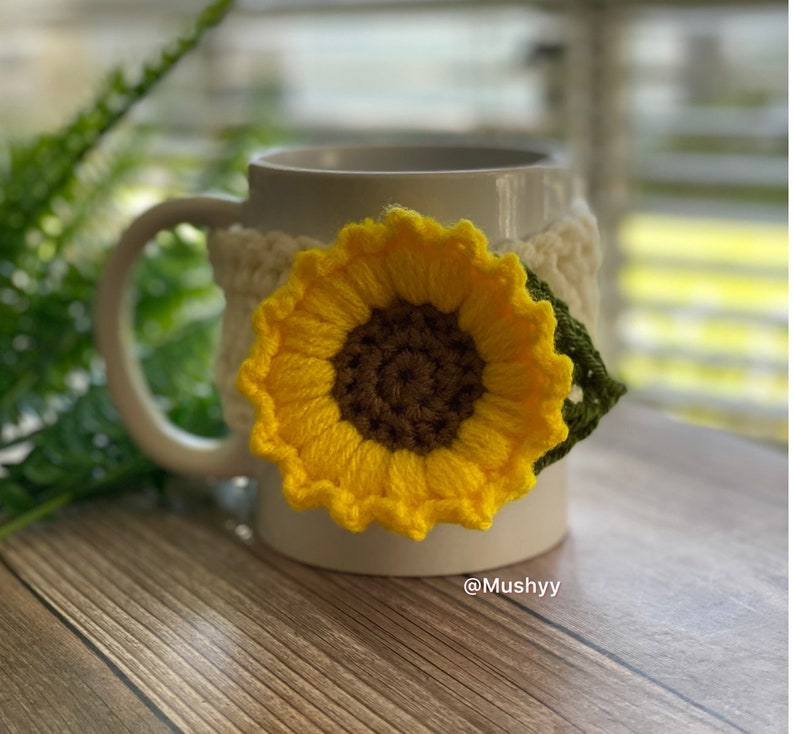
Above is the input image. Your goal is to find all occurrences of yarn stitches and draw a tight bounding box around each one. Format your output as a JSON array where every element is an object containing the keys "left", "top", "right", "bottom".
[
  {"left": 209, "top": 204, "right": 624, "bottom": 540},
  {"left": 210, "top": 201, "right": 601, "bottom": 433},
  {"left": 237, "top": 209, "right": 574, "bottom": 539},
  {"left": 209, "top": 229, "right": 323, "bottom": 433}
]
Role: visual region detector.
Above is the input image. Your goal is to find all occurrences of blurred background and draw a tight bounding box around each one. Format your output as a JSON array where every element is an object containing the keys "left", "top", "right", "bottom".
[{"left": 2, "top": 0, "right": 787, "bottom": 445}]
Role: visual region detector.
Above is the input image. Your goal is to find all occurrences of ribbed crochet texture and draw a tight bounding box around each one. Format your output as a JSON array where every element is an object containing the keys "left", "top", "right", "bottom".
[
  {"left": 236, "top": 208, "right": 575, "bottom": 538},
  {"left": 208, "top": 229, "right": 323, "bottom": 433},
  {"left": 209, "top": 201, "right": 602, "bottom": 436},
  {"left": 492, "top": 199, "right": 601, "bottom": 332},
  {"left": 215, "top": 204, "right": 624, "bottom": 538}
]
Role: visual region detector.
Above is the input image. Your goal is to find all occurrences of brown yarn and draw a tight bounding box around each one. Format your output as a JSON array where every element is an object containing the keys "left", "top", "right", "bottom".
[{"left": 331, "top": 299, "right": 486, "bottom": 455}]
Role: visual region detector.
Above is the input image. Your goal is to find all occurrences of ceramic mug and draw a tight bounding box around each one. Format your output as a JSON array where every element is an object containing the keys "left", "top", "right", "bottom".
[{"left": 95, "top": 143, "right": 597, "bottom": 576}]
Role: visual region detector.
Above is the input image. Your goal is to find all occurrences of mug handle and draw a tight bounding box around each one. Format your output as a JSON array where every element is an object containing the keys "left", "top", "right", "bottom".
[{"left": 95, "top": 196, "right": 254, "bottom": 478}]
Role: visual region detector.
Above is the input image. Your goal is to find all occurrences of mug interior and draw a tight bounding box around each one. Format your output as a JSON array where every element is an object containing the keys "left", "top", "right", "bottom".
[{"left": 254, "top": 144, "right": 549, "bottom": 174}]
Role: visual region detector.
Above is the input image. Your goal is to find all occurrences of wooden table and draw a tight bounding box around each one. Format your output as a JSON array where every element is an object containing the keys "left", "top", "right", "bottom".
[{"left": 0, "top": 403, "right": 786, "bottom": 733}]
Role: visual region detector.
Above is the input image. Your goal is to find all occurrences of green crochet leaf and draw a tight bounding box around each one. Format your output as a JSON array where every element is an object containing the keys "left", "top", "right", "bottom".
[{"left": 527, "top": 268, "right": 627, "bottom": 473}]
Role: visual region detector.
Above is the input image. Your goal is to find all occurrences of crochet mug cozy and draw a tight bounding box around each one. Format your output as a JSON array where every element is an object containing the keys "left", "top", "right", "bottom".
[{"left": 96, "top": 144, "right": 624, "bottom": 575}]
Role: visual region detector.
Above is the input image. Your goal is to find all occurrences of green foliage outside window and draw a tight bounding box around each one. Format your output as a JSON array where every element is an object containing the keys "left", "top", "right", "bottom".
[{"left": 0, "top": 0, "right": 278, "bottom": 538}]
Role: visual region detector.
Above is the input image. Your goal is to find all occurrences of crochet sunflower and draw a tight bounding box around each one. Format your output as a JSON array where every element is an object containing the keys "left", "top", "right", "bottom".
[{"left": 238, "top": 208, "right": 584, "bottom": 540}]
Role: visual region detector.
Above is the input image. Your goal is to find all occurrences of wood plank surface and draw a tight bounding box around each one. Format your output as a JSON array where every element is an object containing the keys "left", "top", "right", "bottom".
[
  {"left": 494, "top": 404, "right": 788, "bottom": 733},
  {"left": 0, "top": 562, "right": 174, "bottom": 734},
  {"left": 0, "top": 403, "right": 787, "bottom": 733}
]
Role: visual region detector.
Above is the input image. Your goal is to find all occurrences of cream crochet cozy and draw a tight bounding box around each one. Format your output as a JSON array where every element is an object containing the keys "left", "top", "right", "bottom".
[{"left": 208, "top": 202, "right": 601, "bottom": 434}]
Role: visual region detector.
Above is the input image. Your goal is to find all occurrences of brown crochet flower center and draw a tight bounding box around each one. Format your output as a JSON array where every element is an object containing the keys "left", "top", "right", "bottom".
[{"left": 331, "top": 299, "right": 486, "bottom": 455}]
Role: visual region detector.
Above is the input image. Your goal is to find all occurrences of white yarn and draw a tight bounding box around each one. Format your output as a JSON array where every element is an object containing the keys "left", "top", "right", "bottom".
[
  {"left": 492, "top": 199, "right": 601, "bottom": 333},
  {"left": 208, "top": 226, "right": 325, "bottom": 432},
  {"left": 208, "top": 204, "right": 600, "bottom": 432}
]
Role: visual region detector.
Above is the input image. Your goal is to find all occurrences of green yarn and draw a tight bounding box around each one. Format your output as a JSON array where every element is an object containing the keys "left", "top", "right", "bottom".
[{"left": 527, "top": 268, "right": 627, "bottom": 473}]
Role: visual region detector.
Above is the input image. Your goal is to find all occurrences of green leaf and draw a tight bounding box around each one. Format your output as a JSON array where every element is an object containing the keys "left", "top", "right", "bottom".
[
  {"left": 0, "top": 0, "right": 236, "bottom": 248},
  {"left": 527, "top": 268, "right": 628, "bottom": 473},
  {"left": 0, "top": 0, "right": 238, "bottom": 536}
]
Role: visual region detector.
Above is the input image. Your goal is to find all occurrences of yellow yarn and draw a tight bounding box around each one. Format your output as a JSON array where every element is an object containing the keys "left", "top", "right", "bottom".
[{"left": 237, "top": 207, "right": 573, "bottom": 540}]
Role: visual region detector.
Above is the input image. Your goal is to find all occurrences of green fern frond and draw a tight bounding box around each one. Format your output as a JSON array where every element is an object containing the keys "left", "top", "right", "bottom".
[
  {"left": 0, "top": 141, "right": 148, "bottom": 426},
  {"left": 0, "top": 312, "right": 225, "bottom": 539},
  {"left": 0, "top": 0, "right": 235, "bottom": 252},
  {"left": 0, "top": 0, "right": 238, "bottom": 536}
]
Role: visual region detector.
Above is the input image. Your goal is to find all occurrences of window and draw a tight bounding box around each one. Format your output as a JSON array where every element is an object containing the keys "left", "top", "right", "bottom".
[
  {"left": 619, "top": 5, "right": 787, "bottom": 442},
  {"left": 3, "top": 0, "right": 785, "bottom": 442}
]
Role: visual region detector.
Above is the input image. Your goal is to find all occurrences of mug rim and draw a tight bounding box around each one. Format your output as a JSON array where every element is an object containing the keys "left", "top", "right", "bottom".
[{"left": 250, "top": 142, "right": 564, "bottom": 176}]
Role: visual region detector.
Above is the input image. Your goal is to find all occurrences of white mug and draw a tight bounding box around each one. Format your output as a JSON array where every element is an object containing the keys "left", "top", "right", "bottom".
[{"left": 95, "top": 144, "right": 598, "bottom": 576}]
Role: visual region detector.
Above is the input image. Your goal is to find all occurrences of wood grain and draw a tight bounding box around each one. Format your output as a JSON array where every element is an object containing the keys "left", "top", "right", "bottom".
[
  {"left": 0, "top": 562, "right": 174, "bottom": 734},
  {"left": 0, "top": 403, "right": 786, "bottom": 733},
  {"left": 498, "top": 404, "right": 787, "bottom": 733},
  {"left": 3, "top": 503, "right": 728, "bottom": 734}
]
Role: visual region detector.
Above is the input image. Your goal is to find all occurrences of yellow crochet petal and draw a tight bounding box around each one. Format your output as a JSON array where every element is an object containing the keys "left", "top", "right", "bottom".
[
  {"left": 338, "top": 219, "right": 387, "bottom": 256},
  {"left": 385, "top": 248, "right": 432, "bottom": 306},
  {"left": 525, "top": 301, "right": 566, "bottom": 357},
  {"left": 448, "top": 218, "right": 491, "bottom": 259},
  {"left": 291, "top": 247, "right": 325, "bottom": 281},
  {"left": 439, "top": 485, "right": 498, "bottom": 530},
  {"left": 237, "top": 352, "right": 266, "bottom": 397},
  {"left": 328, "top": 488, "right": 371, "bottom": 533},
  {"left": 488, "top": 376, "right": 569, "bottom": 460},
  {"left": 523, "top": 409, "right": 569, "bottom": 459},
  {"left": 492, "top": 252, "right": 529, "bottom": 296},
  {"left": 249, "top": 418, "right": 278, "bottom": 460},
  {"left": 300, "top": 419, "right": 363, "bottom": 484},
  {"left": 340, "top": 439, "right": 391, "bottom": 500},
  {"left": 239, "top": 207, "right": 574, "bottom": 539},
  {"left": 268, "top": 352, "right": 335, "bottom": 403},
  {"left": 521, "top": 299, "right": 559, "bottom": 342},
  {"left": 382, "top": 207, "right": 439, "bottom": 249},
  {"left": 473, "top": 391, "right": 529, "bottom": 439},
  {"left": 425, "top": 256, "right": 473, "bottom": 314},
  {"left": 327, "top": 274, "right": 374, "bottom": 320},
  {"left": 284, "top": 474, "right": 335, "bottom": 512},
  {"left": 356, "top": 450, "right": 432, "bottom": 539},
  {"left": 482, "top": 361, "right": 548, "bottom": 401},
  {"left": 254, "top": 285, "right": 300, "bottom": 325},
  {"left": 489, "top": 458, "right": 536, "bottom": 506},
  {"left": 276, "top": 395, "right": 340, "bottom": 450},
  {"left": 300, "top": 280, "right": 371, "bottom": 330},
  {"left": 292, "top": 246, "right": 346, "bottom": 283},
  {"left": 279, "top": 313, "right": 349, "bottom": 359},
  {"left": 457, "top": 285, "right": 526, "bottom": 364},
  {"left": 453, "top": 415, "right": 513, "bottom": 475},
  {"left": 343, "top": 256, "right": 397, "bottom": 310},
  {"left": 425, "top": 447, "right": 487, "bottom": 502},
  {"left": 387, "top": 450, "right": 428, "bottom": 504}
]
